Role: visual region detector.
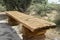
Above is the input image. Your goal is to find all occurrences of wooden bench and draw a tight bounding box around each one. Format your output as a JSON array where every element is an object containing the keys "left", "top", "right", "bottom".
[{"left": 6, "top": 11, "right": 56, "bottom": 40}]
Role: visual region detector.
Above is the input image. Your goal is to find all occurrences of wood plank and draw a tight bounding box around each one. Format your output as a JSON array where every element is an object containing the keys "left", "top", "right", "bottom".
[{"left": 6, "top": 11, "right": 56, "bottom": 32}]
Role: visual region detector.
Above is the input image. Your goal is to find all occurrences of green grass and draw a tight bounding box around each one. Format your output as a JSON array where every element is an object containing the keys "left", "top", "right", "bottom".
[{"left": 0, "top": 4, "right": 6, "bottom": 11}]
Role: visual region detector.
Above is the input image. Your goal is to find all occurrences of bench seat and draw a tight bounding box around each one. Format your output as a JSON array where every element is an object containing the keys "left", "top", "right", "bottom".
[{"left": 6, "top": 11, "right": 56, "bottom": 32}]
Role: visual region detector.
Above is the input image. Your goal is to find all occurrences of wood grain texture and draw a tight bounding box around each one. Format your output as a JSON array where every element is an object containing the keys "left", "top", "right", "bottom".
[
  {"left": 6, "top": 11, "right": 56, "bottom": 32},
  {"left": 23, "top": 27, "right": 46, "bottom": 40}
]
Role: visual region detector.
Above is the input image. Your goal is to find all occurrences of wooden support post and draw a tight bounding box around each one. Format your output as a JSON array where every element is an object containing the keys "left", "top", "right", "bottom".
[
  {"left": 8, "top": 16, "right": 19, "bottom": 26},
  {"left": 23, "top": 27, "right": 46, "bottom": 40}
]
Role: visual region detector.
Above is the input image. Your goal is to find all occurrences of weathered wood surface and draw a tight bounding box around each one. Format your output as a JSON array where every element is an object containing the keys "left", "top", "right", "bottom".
[
  {"left": 8, "top": 16, "right": 19, "bottom": 26},
  {"left": 6, "top": 11, "right": 56, "bottom": 32},
  {"left": 23, "top": 26, "right": 46, "bottom": 40}
]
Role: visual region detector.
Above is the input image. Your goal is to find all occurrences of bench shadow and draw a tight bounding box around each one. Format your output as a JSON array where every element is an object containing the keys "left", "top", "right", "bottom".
[
  {"left": 0, "top": 14, "right": 8, "bottom": 20},
  {"left": 0, "top": 23, "right": 21, "bottom": 40}
]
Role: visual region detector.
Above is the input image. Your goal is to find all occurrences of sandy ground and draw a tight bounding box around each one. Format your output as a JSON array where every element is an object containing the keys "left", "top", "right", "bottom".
[{"left": 45, "top": 28, "right": 60, "bottom": 40}]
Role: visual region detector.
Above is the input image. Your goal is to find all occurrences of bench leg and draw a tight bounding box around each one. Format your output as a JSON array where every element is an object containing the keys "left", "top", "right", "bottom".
[
  {"left": 23, "top": 27, "right": 46, "bottom": 40},
  {"left": 8, "top": 17, "right": 19, "bottom": 26}
]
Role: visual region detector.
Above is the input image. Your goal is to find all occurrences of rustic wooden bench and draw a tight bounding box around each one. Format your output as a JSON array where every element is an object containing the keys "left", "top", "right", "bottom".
[{"left": 6, "top": 11, "right": 56, "bottom": 40}]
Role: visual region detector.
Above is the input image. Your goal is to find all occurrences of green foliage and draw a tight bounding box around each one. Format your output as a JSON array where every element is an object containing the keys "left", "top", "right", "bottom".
[
  {"left": 26, "top": 0, "right": 48, "bottom": 16},
  {"left": 32, "top": 0, "right": 47, "bottom": 4},
  {"left": 0, "top": 0, "right": 6, "bottom": 11},
  {"left": 2, "top": 0, "right": 48, "bottom": 13},
  {"left": 3, "top": 0, "right": 32, "bottom": 12},
  {"left": 2, "top": 0, "right": 48, "bottom": 14}
]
